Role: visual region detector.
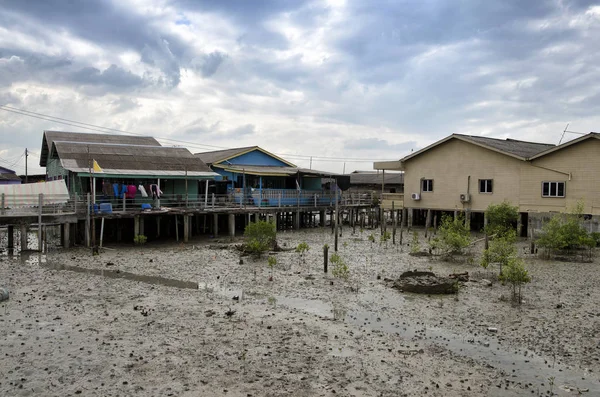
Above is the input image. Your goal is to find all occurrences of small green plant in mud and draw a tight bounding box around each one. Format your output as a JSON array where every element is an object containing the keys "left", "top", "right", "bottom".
[
  {"left": 380, "top": 231, "right": 391, "bottom": 248},
  {"left": 267, "top": 255, "right": 277, "bottom": 280},
  {"left": 330, "top": 253, "right": 350, "bottom": 281},
  {"left": 133, "top": 234, "right": 147, "bottom": 245},
  {"left": 244, "top": 220, "right": 276, "bottom": 257},
  {"left": 410, "top": 231, "right": 421, "bottom": 254},
  {"left": 295, "top": 242, "right": 310, "bottom": 267},
  {"left": 498, "top": 256, "right": 531, "bottom": 303},
  {"left": 368, "top": 233, "right": 376, "bottom": 244}
]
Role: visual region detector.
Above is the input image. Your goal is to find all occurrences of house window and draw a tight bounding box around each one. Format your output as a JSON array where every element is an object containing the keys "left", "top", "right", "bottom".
[
  {"left": 542, "top": 181, "right": 565, "bottom": 198},
  {"left": 479, "top": 179, "right": 493, "bottom": 193},
  {"left": 422, "top": 179, "right": 433, "bottom": 192}
]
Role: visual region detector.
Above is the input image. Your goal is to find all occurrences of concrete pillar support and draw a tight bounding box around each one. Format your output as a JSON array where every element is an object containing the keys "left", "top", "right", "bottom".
[
  {"left": 62, "top": 223, "right": 70, "bottom": 248},
  {"left": 213, "top": 213, "right": 219, "bottom": 236},
  {"left": 20, "top": 224, "right": 28, "bottom": 250},
  {"left": 183, "top": 215, "right": 190, "bottom": 243},
  {"left": 228, "top": 213, "right": 235, "bottom": 240}
]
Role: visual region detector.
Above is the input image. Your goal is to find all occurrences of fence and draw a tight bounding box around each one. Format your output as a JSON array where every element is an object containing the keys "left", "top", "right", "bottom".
[{"left": 0, "top": 190, "right": 396, "bottom": 218}]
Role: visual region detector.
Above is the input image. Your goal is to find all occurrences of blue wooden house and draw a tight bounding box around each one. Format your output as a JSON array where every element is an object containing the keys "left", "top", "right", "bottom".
[
  {"left": 195, "top": 146, "right": 342, "bottom": 207},
  {"left": 0, "top": 166, "right": 21, "bottom": 185}
]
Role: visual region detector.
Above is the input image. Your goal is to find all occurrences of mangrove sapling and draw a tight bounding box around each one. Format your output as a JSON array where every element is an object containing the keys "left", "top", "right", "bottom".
[
  {"left": 484, "top": 201, "right": 519, "bottom": 238},
  {"left": 330, "top": 253, "right": 350, "bottom": 281},
  {"left": 244, "top": 220, "right": 277, "bottom": 258},
  {"left": 267, "top": 256, "right": 277, "bottom": 281},
  {"left": 410, "top": 231, "right": 421, "bottom": 255},
  {"left": 429, "top": 214, "right": 471, "bottom": 260},
  {"left": 481, "top": 230, "right": 517, "bottom": 276},
  {"left": 498, "top": 256, "right": 531, "bottom": 303},
  {"left": 380, "top": 231, "right": 391, "bottom": 249},
  {"left": 295, "top": 242, "right": 310, "bottom": 269}
]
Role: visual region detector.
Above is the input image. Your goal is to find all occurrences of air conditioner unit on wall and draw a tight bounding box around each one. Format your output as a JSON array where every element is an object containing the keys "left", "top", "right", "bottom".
[
  {"left": 459, "top": 193, "right": 470, "bottom": 203},
  {"left": 411, "top": 193, "right": 421, "bottom": 200}
]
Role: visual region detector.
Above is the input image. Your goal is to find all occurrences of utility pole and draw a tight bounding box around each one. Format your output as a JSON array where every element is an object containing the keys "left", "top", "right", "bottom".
[{"left": 25, "top": 148, "right": 28, "bottom": 183}]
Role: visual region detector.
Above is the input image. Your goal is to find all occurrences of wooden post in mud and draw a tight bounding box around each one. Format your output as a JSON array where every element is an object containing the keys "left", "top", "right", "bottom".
[
  {"left": 156, "top": 217, "right": 161, "bottom": 238},
  {"left": 424, "top": 209, "right": 431, "bottom": 238},
  {"left": 183, "top": 215, "right": 190, "bottom": 243},
  {"left": 407, "top": 208, "right": 413, "bottom": 230},
  {"left": 323, "top": 244, "right": 328, "bottom": 273},
  {"left": 61, "top": 223, "right": 70, "bottom": 248},
  {"left": 213, "top": 213, "right": 218, "bottom": 236},
  {"left": 228, "top": 213, "right": 235, "bottom": 241},
  {"left": 20, "top": 223, "right": 28, "bottom": 250},
  {"left": 392, "top": 201, "right": 396, "bottom": 244},
  {"left": 7, "top": 225, "right": 14, "bottom": 250},
  {"left": 399, "top": 209, "right": 404, "bottom": 244},
  {"left": 433, "top": 214, "right": 437, "bottom": 234},
  {"left": 38, "top": 193, "right": 43, "bottom": 252},
  {"left": 134, "top": 215, "right": 140, "bottom": 237},
  {"left": 483, "top": 212, "right": 488, "bottom": 250},
  {"left": 99, "top": 218, "right": 105, "bottom": 248},
  {"left": 334, "top": 191, "right": 339, "bottom": 252},
  {"left": 85, "top": 193, "right": 90, "bottom": 248},
  {"left": 175, "top": 215, "right": 179, "bottom": 242}
]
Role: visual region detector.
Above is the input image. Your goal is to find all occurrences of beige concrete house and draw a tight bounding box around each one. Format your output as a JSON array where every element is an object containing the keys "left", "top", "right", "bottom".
[{"left": 374, "top": 133, "right": 600, "bottom": 234}]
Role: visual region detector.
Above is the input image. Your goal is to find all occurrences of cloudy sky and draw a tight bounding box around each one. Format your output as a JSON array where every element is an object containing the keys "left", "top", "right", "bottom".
[{"left": 1, "top": 0, "right": 599, "bottom": 175}]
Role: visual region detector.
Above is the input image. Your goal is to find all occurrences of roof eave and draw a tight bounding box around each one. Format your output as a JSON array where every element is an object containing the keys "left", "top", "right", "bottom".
[{"left": 528, "top": 133, "right": 599, "bottom": 160}]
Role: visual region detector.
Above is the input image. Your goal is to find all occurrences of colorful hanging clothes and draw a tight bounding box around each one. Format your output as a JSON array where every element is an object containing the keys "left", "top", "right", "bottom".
[
  {"left": 138, "top": 184, "right": 148, "bottom": 198},
  {"left": 126, "top": 185, "right": 137, "bottom": 199},
  {"left": 113, "top": 183, "right": 120, "bottom": 198}
]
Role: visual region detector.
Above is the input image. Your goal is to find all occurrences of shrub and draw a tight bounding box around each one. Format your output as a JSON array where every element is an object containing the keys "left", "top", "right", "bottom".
[
  {"left": 330, "top": 253, "right": 349, "bottom": 280},
  {"left": 429, "top": 214, "right": 471, "bottom": 259},
  {"left": 244, "top": 220, "right": 276, "bottom": 257},
  {"left": 410, "top": 231, "right": 421, "bottom": 254},
  {"left": 481, "top": 230, "right": 517, "bottom": 275},
  {"left": 484, "top": 201, "right": 519, "bottom": 237},
  {"left": 536, "top": 202, "right": 593, "bottom": 258},
  {"left": 498, "top": 256, "right": 531, "bottom": 303},
  {"left": 267, "top": 256, "right": 277, "bottom": 278},
  {"left": 133, "top": 234, "right": 147, "bottom": 245},
  {"left": 380, "top": 231, "right": 391, "bottom": 247}
]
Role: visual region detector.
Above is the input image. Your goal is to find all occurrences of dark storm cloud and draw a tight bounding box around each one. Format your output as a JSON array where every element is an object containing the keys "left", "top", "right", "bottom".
[{"left": 1, "top": 0, "right": 187, "bottom": 87}]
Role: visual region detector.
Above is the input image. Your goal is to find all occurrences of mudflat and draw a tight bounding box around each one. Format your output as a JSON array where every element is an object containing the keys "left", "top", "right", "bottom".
[{"left": 1, "top": 227, "right": 598, "bottom": 396}]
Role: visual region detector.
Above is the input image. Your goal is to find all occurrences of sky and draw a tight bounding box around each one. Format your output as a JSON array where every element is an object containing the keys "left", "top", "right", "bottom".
[{"left": 1, "top": 0, "right": 600, "bottom": 176}]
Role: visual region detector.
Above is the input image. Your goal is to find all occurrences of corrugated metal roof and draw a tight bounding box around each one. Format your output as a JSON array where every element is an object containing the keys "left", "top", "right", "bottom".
[
  {"left": 213, "top": 164, "right": 340, "bottom": 177},
  {"left": 195, "top": 146, "right": 257, "bottom": 165},
  {"left": 53, "top": 141, "right": 216, "bottom": 176},
  {"left": 40, "top": 131, "right": 161, "bottom": 166},
  {"left": 459, "top": 135, "right": 555, "bottom": 159}
]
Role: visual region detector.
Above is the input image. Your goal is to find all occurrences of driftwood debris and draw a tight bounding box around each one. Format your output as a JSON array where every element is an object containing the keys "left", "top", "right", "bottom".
[{"left": 448, "top": 272, "right": 469, "bottom": 282}]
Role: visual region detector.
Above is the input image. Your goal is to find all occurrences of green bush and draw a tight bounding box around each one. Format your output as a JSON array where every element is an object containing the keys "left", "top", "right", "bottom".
[
  {"left": 410, "top": 231, "right": 421, "bottom": 254},
  {"left": 330, "top": 253, "right": 350, "bottom": 280},
  {"left": 133, "top": 234, "right": 147, "bottom": 245},
  {"left": 484, "top": 201, "right": 519, "bottom": 237},
  {"left": 499, "top": 256, "right": 531, "bottom": 303},
  {"left": 536, "top": 202, "right": 593, "bottom": 257},
  {"left": 429, "top": 214, "right": 471, "bottom": 259},
  {"left": 244, "top": 220, "right": 276, "bottom": 257},
  {"left": 481, "top": 230, "right": 517, "bottom": 275}
]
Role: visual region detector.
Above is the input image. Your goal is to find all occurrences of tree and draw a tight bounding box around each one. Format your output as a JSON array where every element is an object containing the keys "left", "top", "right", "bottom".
[
  {"left": 499, "top": 256, "right": 531, "bottom": 303},
  {"left": 484, "top": 201, "right": 519, "bottom": 237},
  {"left": 536, "top": 201, "right": 594, "bottom": 259},
  {"left": 429, "top": 214, "right": 471, "bottom": 259},
  {"left": 244, "top": 220, "right": 277, "bottom": 257},
  {"left": 481, "top": 230, "right": 517, "bottom": 276}
]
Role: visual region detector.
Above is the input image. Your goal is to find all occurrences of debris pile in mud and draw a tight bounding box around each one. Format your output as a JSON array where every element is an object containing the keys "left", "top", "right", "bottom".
[{"left": 393, "top": 270, "right": 458, "bottom": 294}]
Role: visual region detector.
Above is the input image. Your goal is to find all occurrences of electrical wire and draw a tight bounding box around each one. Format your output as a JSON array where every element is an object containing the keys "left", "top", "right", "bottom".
[{"left": 0, "top": 105, "right": 399, "bottom": 162}]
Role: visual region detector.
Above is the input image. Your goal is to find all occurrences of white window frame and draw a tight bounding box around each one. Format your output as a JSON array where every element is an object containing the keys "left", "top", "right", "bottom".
[
  {"left": 542, "top": 181, "right": 565, "bottom": 198},
  {"left": 479, "top": 179, "right": 493, "bottom": 194},
  {"left": 422, "top": 179, "right": 433, "bottom": 192}
]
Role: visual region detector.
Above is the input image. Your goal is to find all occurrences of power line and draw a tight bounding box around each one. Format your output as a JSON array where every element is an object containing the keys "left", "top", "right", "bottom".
[{"left": 0, "top": 105, "right": 398, "bottom": 162}]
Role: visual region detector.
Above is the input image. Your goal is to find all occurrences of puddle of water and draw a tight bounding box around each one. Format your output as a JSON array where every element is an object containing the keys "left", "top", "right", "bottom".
[
  {"left": 273, "top": 295, "right": 599, "bottom": 395},
  {"left": 198, "top": 282, "right": 244, "bottom": 299},
  {"left": 43, "top": 262, "right": 198, "bottom": 290}
]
